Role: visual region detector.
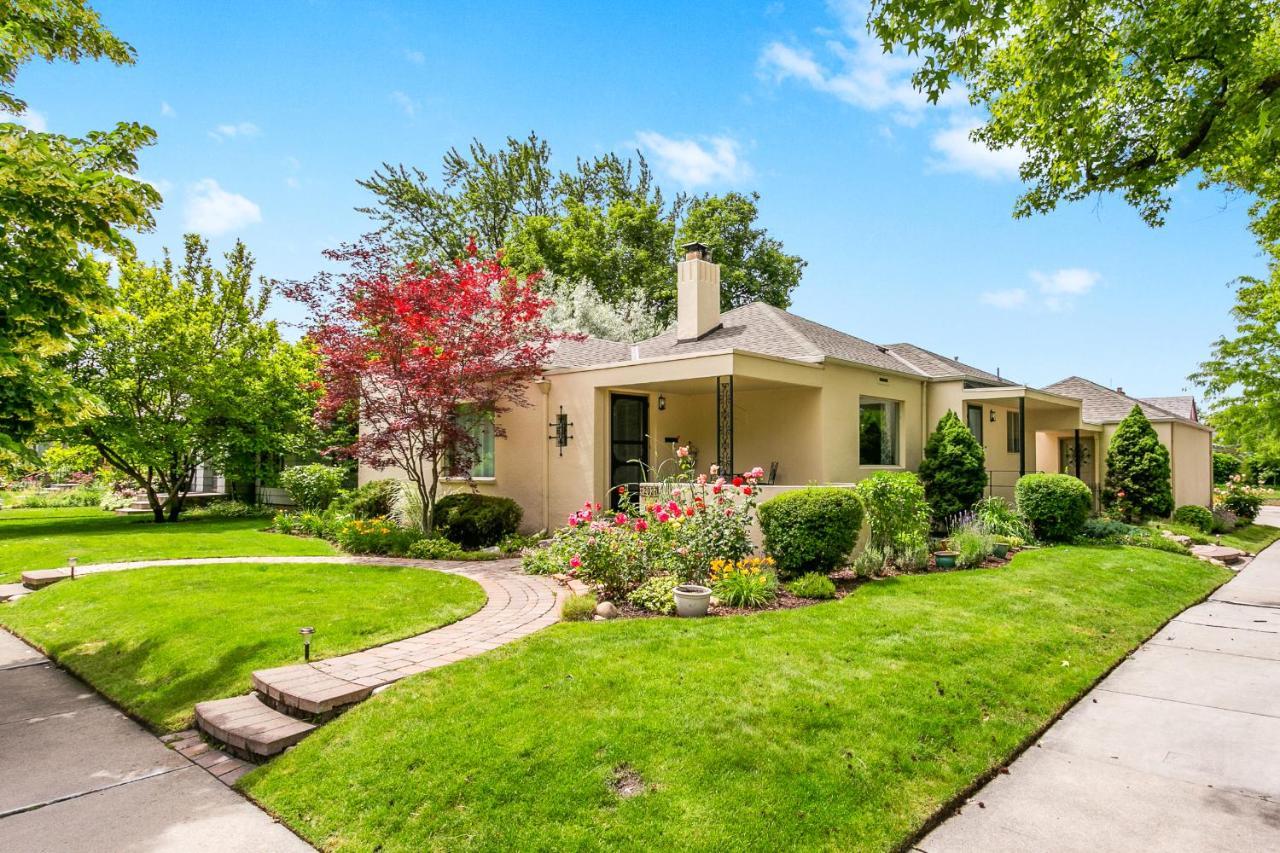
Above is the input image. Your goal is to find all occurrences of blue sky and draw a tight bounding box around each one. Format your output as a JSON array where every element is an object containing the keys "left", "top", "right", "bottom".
[{"left": 18, "top": 0, "right": 1260, "bottom": 397}]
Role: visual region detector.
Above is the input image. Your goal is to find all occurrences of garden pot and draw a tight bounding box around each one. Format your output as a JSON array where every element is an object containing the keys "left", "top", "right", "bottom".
[
  {"left": 992, "top": 542, "right": 1010, "bottom": 558},
  {"left": 934, "top": 550, "right": 959, "bottom": 569},
  {"left": 673, "top": 583, "right": 712, "bottom": 617}
]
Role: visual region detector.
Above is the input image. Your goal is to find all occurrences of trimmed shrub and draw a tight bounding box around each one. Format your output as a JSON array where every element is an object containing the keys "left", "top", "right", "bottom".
[
  {"left": 918, "top": 410, "right": 987, "bottom": 520},
  {"left": 757, "top": 487, "right": 863, "bottom": 576},
  {"left": 279, "top": 464, "right": 346, "bottom": 511},
  {"left": 1217, "top": 478, "right": 1263, "bottom": 522},
  {"left": 343, "top": 479, "right": 400, "bottom": 519},
  {"left": 1172, "top": 504, "right": 1215, "bottom": 533},
  {"left": 1103, "top": 405, "right": 1173, "bottom": 522},
  {"left": 854, "top": 471, "right": 931, "bottom": 572},
  {"left": 1015, "top": 473, "right": 1092, "bottom": 542},
  {"left": 561, "top": 593, "right": 598, "bottom": 622},
  {"left": 434, "top": 493, "right": 522, "bottom": 549},
  {"left": 627, "top": 574, "right": 680, "bottom": 615},
  {"left": 1213, "top": 452, "right": 1242, "bottom": 484},
  {"left": 407, "top": 537, "right": 462, "bottom": 560},
  {"left": 788, "top": 572, "right": 836, "bottom": 599}
]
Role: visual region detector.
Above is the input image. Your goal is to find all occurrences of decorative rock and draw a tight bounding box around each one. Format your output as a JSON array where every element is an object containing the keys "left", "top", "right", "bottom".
[
  {"left": 594, "top": 601, "right": 619, "bottom": 619},
  {"left": 1190, "top": 544, "right": 1247, "bottom": 565},
  {"left": 567, "top": 578, "right": 592, "bottom": 596},
  {"left": 20, "top": 568, "right": 71, "bottom": 589}
]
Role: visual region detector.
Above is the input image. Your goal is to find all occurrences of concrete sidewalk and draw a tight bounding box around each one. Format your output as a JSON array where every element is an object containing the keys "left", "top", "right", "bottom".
[
  {"left": 920, "top": 506, "right": 1280, "bottom": 852},
  {"left": 0, "top": 630, "right": 311, "bottom": 852}
]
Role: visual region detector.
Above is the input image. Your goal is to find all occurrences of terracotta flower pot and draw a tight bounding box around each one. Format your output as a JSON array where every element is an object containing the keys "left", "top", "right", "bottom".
[
  {"left": 673, "top": 583, "right": 712, "bottom": 617},
  {"left": 934, "top": 550, "right": 959, "bottom": 569}
]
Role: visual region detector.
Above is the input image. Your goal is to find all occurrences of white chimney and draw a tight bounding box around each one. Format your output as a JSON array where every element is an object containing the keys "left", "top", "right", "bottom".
[{"left": 676, "top": 242, "right": 721, "bottom": 341}]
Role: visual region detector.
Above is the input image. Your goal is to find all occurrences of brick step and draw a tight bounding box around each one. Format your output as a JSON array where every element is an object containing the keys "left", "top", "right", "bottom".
[
  {"left": 194, "top": 693, "right": 317, "bottom": 761},
  {"left": 252, "top": 664, "right": 374, "bottom": 717},
  {"left": 20, "top": 568, "right": 70, "bottom": 590}
]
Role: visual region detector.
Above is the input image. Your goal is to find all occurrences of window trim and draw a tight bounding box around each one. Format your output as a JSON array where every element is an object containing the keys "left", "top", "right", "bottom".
[
  {"left": 859, "top": 396, "right": 902, "bottom": 467},
  {"left": 1006, "top": 410, "right": 1022, "bottom": 454}
]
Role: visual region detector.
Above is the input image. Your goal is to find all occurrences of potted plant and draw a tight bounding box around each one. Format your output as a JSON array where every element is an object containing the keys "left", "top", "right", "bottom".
[
  {"left": 673, "top": 583, "right": 712, "bottom": 617},
  {"left": 933, "top": 549, "right": 959, "bottom": 569},
  {"left": 991, "top": 537, "right": 1011, "bottom": 559}
]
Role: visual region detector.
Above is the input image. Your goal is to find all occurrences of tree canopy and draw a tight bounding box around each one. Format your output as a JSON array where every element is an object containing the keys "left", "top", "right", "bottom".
[
  {"left": 0, "top": 0, "right": 160, "bottom": 451},
  {"left": 61, "top": 236, "right": 317, "bottom": 521},
  {"left": 359, "top": 134, "right": 806, "bottom": 324}
]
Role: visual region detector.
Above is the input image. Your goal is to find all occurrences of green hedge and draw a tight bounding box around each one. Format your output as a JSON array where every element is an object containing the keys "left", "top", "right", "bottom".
[
  {"left": 1014, "top": 473, "right": 1093, "bottom": 542},
  {"left": 435, "top": 493, "right": 523, "bottom": 549},
  {"left": 1172, "top": 504, "right": 1214, "bottom": 533},
  {"left": 758, "top": 487, "right": 863, "bottom": 576}
]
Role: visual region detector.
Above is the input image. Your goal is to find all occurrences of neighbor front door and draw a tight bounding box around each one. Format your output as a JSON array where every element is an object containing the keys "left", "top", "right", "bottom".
[
  {"left": 1059, "top": 437, "right": 1095, "bottom": 484},
  {"left": 609, "top": 393, "right": 649, "bottom": 507}
]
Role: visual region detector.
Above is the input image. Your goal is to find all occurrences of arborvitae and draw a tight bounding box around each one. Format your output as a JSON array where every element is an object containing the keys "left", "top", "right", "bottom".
[
  {"left": 1103, "top": 405, "right": 1173, "bottom": 522},
  {"left": 919, "top": 410, "right": 987, "bottom": 522}
]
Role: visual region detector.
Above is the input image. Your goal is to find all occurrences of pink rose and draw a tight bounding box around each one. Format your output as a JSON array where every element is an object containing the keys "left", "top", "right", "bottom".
[
  {"left": 677, "top": 446, "right": 690, "bottom": 458},
  {"left": 696, "top": 474, "right": 707, "bottom": 485},
  {"left": 656, "top": 511, "right": 670, "bottom": 523},
  {"left": 614, "top": 512, "right": 627, "bottom": 525},
  {"left": 569, "top": 555, "right": 582, "bottom": 569},
  {"left": 634, "top": 519, "right": 648, "bottom": 532}
]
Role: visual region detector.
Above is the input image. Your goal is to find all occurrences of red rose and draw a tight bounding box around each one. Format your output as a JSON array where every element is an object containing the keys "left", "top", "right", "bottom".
[{"left": 732, "top": 476, "right": 744, "bottom": 487}]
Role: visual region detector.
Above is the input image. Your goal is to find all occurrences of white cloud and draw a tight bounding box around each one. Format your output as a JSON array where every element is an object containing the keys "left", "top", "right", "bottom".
[
  {"left": 1032, "top": 267, "right": 1100, "bottom": 310},
  {"left": 208, "top": 121, "right": 259, "bottom": 142},
  {"left": 928, "top": 122, "right": 1024, "bottom": 180},
  {"left": 390, "top": 90, "right": 419, "bottom": 118},
  {"left": 404, "top": 49, "right": 425, "bottom": 64},
  {"left": 141, "top": 176, "right": 174, "bottom": 195},
  {"left": 11, "top": 109, "right": 47, "bottom": 131},
  {"left": 980, "top": 288, "right": 1028, "bottom": 309},
  {"left": 759, "top": 39, "right": 926, "bottom": 116},
  {"left": 634, "top": 131, "right": 751, "bottom": 187},
  {"left": 160, "top": 101, "right": 176, "bottom": 117},
  {"left": 183, "top": 179, "right": 261, "bottom": 235}
]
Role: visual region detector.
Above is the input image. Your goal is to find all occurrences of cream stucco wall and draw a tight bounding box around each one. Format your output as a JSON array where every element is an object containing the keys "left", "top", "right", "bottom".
[
  {"left": 821, "top": 365, "right": 926, "bottom": 482},
  {"left": 1170, "top": 422, "right": 1213, "bottom": 508}
]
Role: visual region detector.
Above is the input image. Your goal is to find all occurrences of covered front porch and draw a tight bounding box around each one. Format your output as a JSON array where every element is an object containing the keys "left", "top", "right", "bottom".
[{"left": 958, "top": 386, "right": 1101, "bottom": 504}]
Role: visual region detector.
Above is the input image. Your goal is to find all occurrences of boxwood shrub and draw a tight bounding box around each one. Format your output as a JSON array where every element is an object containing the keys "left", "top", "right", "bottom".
[
  {"left": 1171, "top": 504, "right": 1215, "bottom": 533},
  {"left": 757, "top": 487, "right": 863, "bottom": 576},
  {"left": 435, "top": 493, "right": 523, "bottom": 549},
  {"left": 1014, "top": 473, "right": 1093, "bottom": 542}
]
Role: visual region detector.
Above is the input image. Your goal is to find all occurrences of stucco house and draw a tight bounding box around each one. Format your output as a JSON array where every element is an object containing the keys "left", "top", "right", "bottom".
[{"left": 361, "top": 244, "right": 1213, "bottom": 531}]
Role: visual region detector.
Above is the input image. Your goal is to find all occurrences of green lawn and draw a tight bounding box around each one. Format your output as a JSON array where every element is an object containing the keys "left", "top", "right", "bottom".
[
  {"left": 0, "top": 562, "right": 486, "bottom": 731},
  {"left": 1153, "top": 519, "right": 1280, "bottom": 553},
  {"left": 0, "top": 507, "right": 336, "bottom": 583},
  {"left": 243, "top": 546, "right": 1227, "bottom": 852}
]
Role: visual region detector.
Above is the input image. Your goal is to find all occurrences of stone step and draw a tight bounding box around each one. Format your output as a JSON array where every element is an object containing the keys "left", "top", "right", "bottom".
[
  {"left": 20, "top": 568, "right": 71, "bottom": 589},
  {"left": 252, "top": 664, "right": 374, "bottom": 717},
  {"left": 113, "top": 507, "right": 154, "bottom": 516},
  {"left": 194, "top": 693, "right": 317, "bottom": 760},
  {"left": 0, "top": 582, "right": 31, "bottom": 602}
]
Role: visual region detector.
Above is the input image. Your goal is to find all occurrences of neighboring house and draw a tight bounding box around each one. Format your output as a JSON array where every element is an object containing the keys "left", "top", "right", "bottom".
[
  {"left": 360, "top": 244, "right": 1213, "bottom": 531},
  {"left": 1041, "top": 378, "right": 1213, "bottom": 510}
]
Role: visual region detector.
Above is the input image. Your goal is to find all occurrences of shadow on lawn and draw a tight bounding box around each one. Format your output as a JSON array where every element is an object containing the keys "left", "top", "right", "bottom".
[{"left": 47, "top": 632, "right": 283, "bottom": 732}]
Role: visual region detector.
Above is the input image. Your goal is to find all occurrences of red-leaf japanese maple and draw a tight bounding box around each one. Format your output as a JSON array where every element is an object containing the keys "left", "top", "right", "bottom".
[{"left": 287, "top": 237, "right": 562, "bottom": 533}]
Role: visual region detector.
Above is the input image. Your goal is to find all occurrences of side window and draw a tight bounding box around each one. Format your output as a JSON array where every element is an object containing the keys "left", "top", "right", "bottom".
[
  {"left": 859, "top": 398, "right": 901, "bottom": 466},
  {"left": 1007, "top": 411, "right": 1022, "bottom": 453},
  {"left": 966, "top": 404, "right": 984, "bottom": 445}
]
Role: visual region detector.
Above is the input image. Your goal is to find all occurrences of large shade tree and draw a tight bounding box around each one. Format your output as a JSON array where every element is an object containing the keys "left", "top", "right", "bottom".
[
  {"left": 0, "top": 0, "right": 160, "bottom": 451},
  {"left": 360, "top": 134, "right": 806, "bottom": 324},
  {"left": 285, "top": 238, "right": 562, "bottom": 534},
  {"left": 61, "top": 236, "right": 317, "bottom": 521}
]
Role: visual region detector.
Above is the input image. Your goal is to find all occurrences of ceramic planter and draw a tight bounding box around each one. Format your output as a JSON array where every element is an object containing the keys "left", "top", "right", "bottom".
[
  {"left": 673, "top": 583, "right": 712, "bottom": 617},
  {"left": 934, "top": 550, "right": 959, "bottom": 569},
  {"left": 992, "top": 542, "right": 1010, "bottom": 558}
]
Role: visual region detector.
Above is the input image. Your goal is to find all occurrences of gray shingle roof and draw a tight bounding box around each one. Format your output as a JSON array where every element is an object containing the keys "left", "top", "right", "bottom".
[
  {"left": 546, "top": 301, "right": 1011, "bottom": 382},
  {"left": 1140, "top": 396, "right": 1198, "bottom": 422},
  {"left": 1042, "top": 377, "right": 1198, "bottom": 425},
  {"left": 545, "top": 336, "right": 631, "bottom": 369},
  {"left": 883, "top": 343, "right": 1011, "bottom": 385}
]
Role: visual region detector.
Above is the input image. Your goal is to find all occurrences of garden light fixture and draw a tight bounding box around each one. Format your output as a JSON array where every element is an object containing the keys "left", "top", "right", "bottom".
[
  {"left": 299, "top": 626, "right": 315, "bottom": 661},
  {"left": 68, "top": 557, "right": 77, "bottom": 581}
]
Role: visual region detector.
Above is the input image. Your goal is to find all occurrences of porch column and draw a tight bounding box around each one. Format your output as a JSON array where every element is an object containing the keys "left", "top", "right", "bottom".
[
  {"left": 1018, "top": 397, "right": 1026, "bottom": 477},
  {"left": 716, "top": 376, "right": 734, "bottom": 473},
  {"left": 1073, "top": 429, "right": 1082, "bottom": 479}
]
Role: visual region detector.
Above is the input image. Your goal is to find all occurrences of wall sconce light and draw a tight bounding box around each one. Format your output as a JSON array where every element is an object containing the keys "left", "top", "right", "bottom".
[
  {"left": 657, "top": 395, "right": 667, "bottom": 411},
  {"left": 989, "top": 409, "right": 997, "bottom": 423},
  {"left": 299, "top": 626, "right": 315, "bottom": 661},
  {"left": 548, "top": 407, "right": 574, "bottom": 456}
]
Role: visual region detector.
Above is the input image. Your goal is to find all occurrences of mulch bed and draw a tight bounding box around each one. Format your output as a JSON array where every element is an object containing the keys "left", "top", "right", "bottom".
[{"left": 603, "top": 550, "right": 1021, "bottom": 620}]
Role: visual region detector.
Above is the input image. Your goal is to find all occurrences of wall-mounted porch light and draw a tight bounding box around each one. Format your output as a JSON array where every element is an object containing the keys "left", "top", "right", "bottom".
[
  {"left": 989, "top": 409, "right": 997, "bottom": 423},
  {"left": 657, "top": 395, "right": 666, "bottom": 411},
  {"left": 299, "top": 626, "right": 315, "bottom": 661}
]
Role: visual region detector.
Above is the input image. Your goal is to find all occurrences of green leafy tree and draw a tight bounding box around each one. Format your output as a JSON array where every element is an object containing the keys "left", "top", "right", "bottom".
[
  {"left": 918, "top": 410, "right": 988, "bottom": 520},
  {"left": 0, "top": 1, "right": 160, "bottom": 452},
  {"left": 1213, "top": 451, "right": 1242, "bottom": 484},
  {"left": 1192, "top": 275, "right": 1280, "bottom": 453},
  {"left": 359, "top": 134, "right": 806, "bottom": 324},
  {"left": 1103, "top": 406, "right": 1174, "bottom": 522},
  {"left": 60, "top": 236, "right": 317, "bottom": 521}
]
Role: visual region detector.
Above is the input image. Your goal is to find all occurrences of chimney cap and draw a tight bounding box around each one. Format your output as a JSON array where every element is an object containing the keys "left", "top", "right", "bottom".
[{"left": 681, "top": 241, "right": 711, "bottom": 261}]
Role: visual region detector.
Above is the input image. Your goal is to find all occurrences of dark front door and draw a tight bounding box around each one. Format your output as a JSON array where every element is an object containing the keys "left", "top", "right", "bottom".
[{"left": 609, "top": 394, "right": 649, "bottom": 507}]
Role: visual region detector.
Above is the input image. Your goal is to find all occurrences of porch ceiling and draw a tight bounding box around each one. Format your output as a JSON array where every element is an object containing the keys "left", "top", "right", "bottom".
[{"left": 611, "top": 374, "right": 807, "bottom": 393}]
